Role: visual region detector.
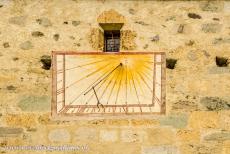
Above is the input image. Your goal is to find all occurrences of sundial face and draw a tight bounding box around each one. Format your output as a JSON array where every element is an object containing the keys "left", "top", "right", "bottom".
[{"left": 52, "top": 52, "right": 165, "bottom": 116}]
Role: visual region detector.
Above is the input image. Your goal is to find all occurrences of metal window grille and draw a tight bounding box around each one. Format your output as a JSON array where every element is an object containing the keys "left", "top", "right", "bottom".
[{"left": 104, "top": 31, "right": 120, "bottom": 52}]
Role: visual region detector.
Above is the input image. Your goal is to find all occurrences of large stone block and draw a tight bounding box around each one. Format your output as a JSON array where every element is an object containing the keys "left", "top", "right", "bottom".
[
  {"left": 200, "top": 1, "right": 224, "bottom": 12},
  {"left": 220, "top": 111, "right": 230, "bottom": 130},
  {"left": 141, "top": 146, "right": 179, "bottom": 154},
  {"left": 107, "top": 119, "right": 129, "bottom": 126},
  {"left": 130, "top": 119, "right": 159, "bottom": 127},
  {"left": 224, "top": 2, "right": 230, "bottom": 13},
  {"left": 99, "top": 130, "right": 118, "bottom": 142},
  {"left": 176, "top": 129, "right": 200, "bottom": 143},
  {"left": 8, "top": 16, "right": 26, "bottom": 26},
  {"left": 188, "top": 111, "right": 220, "bottom": 129},
  {"left": 48, "top": 129, "right": 71, "bottom": 143},
  {"left": 200, "top": 97, "right": 230, "bottom": 111},
  {"left": 0, "top": 127, "right": 23, "bottom": 137},
  {"left": 147, "top": 128, "right": 176, "bottom": 145},
  {"left": 171, "top": 99, "right": 199, "bottom": 113},
  {"left": 209, "top": 66, "right": 230, "bottom": 74},
  {"left": 201, "top": 23, "right": 222, "bottom": 33},
  {"left": 5, "top": 114, "right": 37, "bottom": 128},
  {"left": 121, "top": 130, "right": 147, "bottom": 143},
  {"left": 203, "top": 131, "right": 230, "bottom": 141},
  {"left": 159, "top": 114, "right": 188, "bottom": 129},
  {"left": 179, "top": 143, "right": 222, "bottom": 154},
  {"left": 17, "top": 95, "right": 50, "bottom": 111},
  {"left": 75, "top": 127, "right": 98, "bottom": 142}
]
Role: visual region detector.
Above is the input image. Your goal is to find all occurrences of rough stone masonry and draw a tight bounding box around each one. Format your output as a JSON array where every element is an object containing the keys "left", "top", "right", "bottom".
[{"left": 0, "top": 0, "right": 229, "bottom": 154}]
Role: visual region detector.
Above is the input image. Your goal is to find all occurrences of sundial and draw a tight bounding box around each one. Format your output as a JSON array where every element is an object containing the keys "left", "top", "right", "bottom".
[{"left": 52, "top": 52, "right": 165, "bottom": 116}]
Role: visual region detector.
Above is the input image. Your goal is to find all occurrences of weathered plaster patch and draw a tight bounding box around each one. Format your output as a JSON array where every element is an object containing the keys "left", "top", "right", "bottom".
[{"left": 121, "top": 30, "right": 137, "bottom": 50}]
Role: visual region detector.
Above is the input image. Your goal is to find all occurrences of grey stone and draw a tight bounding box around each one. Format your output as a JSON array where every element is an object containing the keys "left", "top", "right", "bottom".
[
  {"left": 17, "top": 95, "right": 50, "bottom": 111},
  {"left": 69, "top": 36, "right": 75, "bottom": 40},
  {"left": 213, "top": 37, "right": 230, "bottom": 44},
  {"left": 9, "top": 16, "right": 26, "bottom": 26},
  {"left": 129, "top": 8, "right": 135, "bottom": 15},
  {"left": 72, "top": 21, "right": 80, "bottom": 26},
  {"left": 200, "top": 1, "right": 223, "bottom": 12},
  {"left": 224, "top": 2, "right": 230, "bottom": 13},
  {"left": 143, "top": 44, "right": 148, "bottom": 49},
  {"left": 166, "top": 16, "right": 176, "bottom": 21},
  {"left": 6, "top": 85, "right": 16, "bottom": 90},
  {"left": 182, "top": 143, "right": 222, "bottom": 154},
  {"left": 151, "top": 35, "right": 159, "bottom": 42},
  {"left": 36, "top": 18, "right": 52, "bottom": 27},
  {"left": 135, "top": 21, "right": 148, "bottom": 26},
  {"left": 48, "top": 129, "right": 70, "bottom": 142},
  {"left": 20, "top": 41, "right": 33, "bottom": 50},
  {"left": 188, "top": 13, "right": 201, "bottom": 19},
  {"left": 142, "top": 146, "right": 179, "bottom": 154},
  {"left": 201, "top": 23, "right": 222, "bottom": 33},
  {"left": 40, "top": 55, "right": 51, "bottom": 70},
  {"left": 177, "top": 24, "right": 184, "bottom": 33},
  {"left": 75, "top": 128, "right": 97, "bottom": 141},
  {"left": 26, "top": 128, "right": 37, "bottom": 132},
  {"left": 204, "top": 131, "right": 230, "bottom": 141},
  {"left": 185, "top": 40, "right": 195, "bottom": 46},
  {"left": 209, "top": 66, "right": 230, "bottom": 74},
  {"left": 53, "top": 34, "right": 59, "bottom": 41},
  {"left": 187, "top": 51, "right": 197, "bottom": 61},
  {"left": 121, "top": 130, "right": 146, "bottom": 143},
  {"left": 3, "top": 42, "right": 10, "bottom": 48},
  {"left": 201, "top": 50, "right": 210, "bottom": 57},
  {"left": 31, "top": 31, "right": 44, "bottom": 37},
  {"left": 200, "top": 97, "right": 230, "bottom": 111},
  {"left": 172, "top": 100, "right": 198, "bottom": 112},
  {"left": 99, "top": 130, "right": 118, "bottom": 142},
  {"left": 159, "top": 114, "right": 188, "bottom": 129},
  {"left": 0, "top": 127, "right": 23, "bottom": 137}
]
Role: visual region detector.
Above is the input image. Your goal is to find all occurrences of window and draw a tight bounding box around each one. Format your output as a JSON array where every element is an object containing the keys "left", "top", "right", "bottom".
[{"left": 104, "top": 30, "right": 120, "bottom": 52}]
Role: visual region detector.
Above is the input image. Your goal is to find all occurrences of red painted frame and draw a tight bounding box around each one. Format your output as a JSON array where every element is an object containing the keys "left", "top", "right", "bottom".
[{"left": 51, "top": 51, "right": 166, "bottom": 118}]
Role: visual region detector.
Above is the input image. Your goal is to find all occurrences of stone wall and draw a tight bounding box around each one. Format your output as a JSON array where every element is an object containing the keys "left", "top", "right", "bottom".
[{"left": 0, "top": 0, "right": 229, "bottom": 154}]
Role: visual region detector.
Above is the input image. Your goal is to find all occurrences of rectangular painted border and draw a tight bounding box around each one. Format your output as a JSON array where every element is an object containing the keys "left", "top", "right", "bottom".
[{"left": 51, "top": 51, "right": 166, "bottom": 119}]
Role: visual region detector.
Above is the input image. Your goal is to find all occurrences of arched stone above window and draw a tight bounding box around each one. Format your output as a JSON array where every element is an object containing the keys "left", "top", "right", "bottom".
[{"left": 97, "top": 9, "right": 125, "bottom": 31}]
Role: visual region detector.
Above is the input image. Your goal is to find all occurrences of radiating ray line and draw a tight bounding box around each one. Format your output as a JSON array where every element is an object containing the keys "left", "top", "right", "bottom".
[
  {"left": 142, "top": 64, "right": 153, "bottom": 72},
  {"left": 125, "top": 62, "right": 128, "bottom": 112},
  {"left": 98, "top": 67, "right": 120, "bottom": 101},
  {"left": 129, "top": 68, "right": 142, "bottom": 113},
  {"left": 84, "top": 63, "right": 122, "bottom": 95},
  {"left": 142, "top": 61, "right": 154, "bottom": 63},
  {"left": 133, "top": 71, "right": 145, "bottom": 96},
  {"left": 142, "top": 69, "right": 153, "bottom": 81},
  {"left": 106, "top": 66, "right": 122, "bottom": 105},
  {"left": 57, "top": 59, "right": 112, "bottom": 73},
  {"left": 69, "top": 63, "right": 122, "bottom": 105},
  {"left": 136, "top": 71, "right": 153, "bottom": 92},
  {"left": 65, "top": 62, "right": 111, "bottom": 90},
  {"left": 113, "top": 66, "right": 124, "bottom": 112},
  {"left": 82, "top": 63, "right": 122, "bottom": 106},
  {"left": 83, "top": 69, "right": 116, "bottom": 106}
]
